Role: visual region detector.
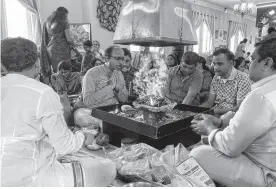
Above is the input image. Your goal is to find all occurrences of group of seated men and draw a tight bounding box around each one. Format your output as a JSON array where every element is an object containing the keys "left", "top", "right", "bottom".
[
  {"left": 65, "top": 44, "right": 251, "bottom": 120},
  {"left": 161, "top": 49, "right": 251, "bottom": 116},
  {"left": 1, "top": 34, "right": 276, "bottom": 186},
  {"left": 46, "top": 37, "right": 252, "bottom": 119}
]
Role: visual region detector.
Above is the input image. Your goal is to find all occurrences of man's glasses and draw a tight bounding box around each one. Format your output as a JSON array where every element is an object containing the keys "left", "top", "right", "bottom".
[{"left": 111, "top": 56, "right": 124, "bottom": 61}]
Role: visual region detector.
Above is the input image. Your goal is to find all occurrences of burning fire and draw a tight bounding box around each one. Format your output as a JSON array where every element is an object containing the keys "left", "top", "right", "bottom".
[
  {"left": 133, "top": 52, "right": 168, "bottom": 104},
  {"left": 150, "top": 96, "right": 155, "bottom": 106}
]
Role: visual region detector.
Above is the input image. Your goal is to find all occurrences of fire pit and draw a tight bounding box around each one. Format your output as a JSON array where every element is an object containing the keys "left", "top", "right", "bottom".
[
  {"left": 141, "top": 108, "right": 166, "bottom": 125},
  {"left": 132, "top": 96, "right": 177, "bottom": 125},
  {"left": 91, "top": 103, "right": 210, "bottom": 150},
  {"left": 91, "top": 53, "right": 210, "bottom": 149},
  {"left": 103, "top": 0, "right": 202, "bottom": 148}
]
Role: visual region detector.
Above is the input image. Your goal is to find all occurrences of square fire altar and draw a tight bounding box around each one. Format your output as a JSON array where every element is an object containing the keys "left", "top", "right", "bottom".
[{"left": 91, "top": 104, "right": 209, "bottom": 150}]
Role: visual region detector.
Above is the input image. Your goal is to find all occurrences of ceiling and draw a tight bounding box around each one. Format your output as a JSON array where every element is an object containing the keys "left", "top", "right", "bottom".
[
  {"left": 202, "top": 0, "right": 276, "bottom": 9},
  {"left": 192, "top": 0, "right": 276, "bottom": 16}
]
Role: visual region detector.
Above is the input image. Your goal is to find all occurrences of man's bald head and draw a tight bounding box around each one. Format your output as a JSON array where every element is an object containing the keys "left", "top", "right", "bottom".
[
  {"left": 104, "top": 45, "right": 124, "bottom": 58},
  {"left": 105, "top": 45, "right": 124, "bottom": 71}
]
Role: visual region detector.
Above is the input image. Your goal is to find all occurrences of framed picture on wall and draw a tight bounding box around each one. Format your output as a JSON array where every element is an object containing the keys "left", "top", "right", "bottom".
[
  {"left": 69, "top": 23, "right": 92, "bottom": 53},
  {"left": 223, "top": 31, "right": 227, "bottom": 41},
  {"left": 215, "top": 30, "right": 219, "bottom": 40},
  {"left": 219, "top": 29, "right": 223, "bottom": 40}
]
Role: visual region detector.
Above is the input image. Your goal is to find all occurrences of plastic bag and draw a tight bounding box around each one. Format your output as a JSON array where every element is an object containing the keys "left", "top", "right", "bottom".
[
  {"left": 107, "top": 143, "right": 215, "bottom": 187},
  {"left": 160, "top": 143, "right": 215, "bottom": 187},
  {"left": 62, "top": 151, "right": 116, "bottom": 187},
  {"left": 74, "top": 108, "right": 102, "bottom": 128},
  {"left": 107, "top": 143, "right": 195, "bottom": 187}
]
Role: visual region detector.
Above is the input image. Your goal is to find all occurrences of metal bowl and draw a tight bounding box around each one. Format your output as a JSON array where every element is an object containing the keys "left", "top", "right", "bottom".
[{"left": 123, "top": 182, "right": 163, "bottom": 187}]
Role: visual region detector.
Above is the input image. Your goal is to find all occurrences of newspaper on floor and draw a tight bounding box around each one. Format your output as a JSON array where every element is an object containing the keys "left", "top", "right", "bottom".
[{"left": 160, "top": 143, "right": 216, "bottom": 187}]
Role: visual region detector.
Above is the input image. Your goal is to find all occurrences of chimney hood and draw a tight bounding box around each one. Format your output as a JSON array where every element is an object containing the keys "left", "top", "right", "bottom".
[{"left": 113, "top": 0, "right": 198, "bottom": 47}]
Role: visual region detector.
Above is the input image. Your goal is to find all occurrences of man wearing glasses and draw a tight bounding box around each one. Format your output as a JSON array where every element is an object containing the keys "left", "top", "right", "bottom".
[
  {"left": 163, "top": 51, "right": 204, "bottom": 106},
  {"left": 82, "top": 45, "right": 128, "bottom": 109}
]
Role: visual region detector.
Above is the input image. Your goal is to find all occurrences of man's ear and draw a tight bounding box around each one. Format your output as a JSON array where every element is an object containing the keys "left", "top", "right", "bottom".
[{"left": 262, "top": 57, "right": 274, "bottom": 71}]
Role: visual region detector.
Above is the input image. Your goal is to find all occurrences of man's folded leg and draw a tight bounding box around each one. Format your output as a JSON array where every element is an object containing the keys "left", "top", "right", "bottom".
[
  {"left": 190, "top": 145, "right": 266, "bottom": 187},
  {"left": 29, "top": 161, "right": 75, "bottom": 187},
  {"left": 30, "top": 156, "right": 116, "bottom": 187},
  {"left": 79, "top": 156, "right": 117, "bottom": 187}
]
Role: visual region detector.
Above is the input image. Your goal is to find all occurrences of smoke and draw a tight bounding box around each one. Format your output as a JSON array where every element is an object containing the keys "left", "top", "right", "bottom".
[{"left": 133, "top": 52, "right": 168, "bottom": 100}]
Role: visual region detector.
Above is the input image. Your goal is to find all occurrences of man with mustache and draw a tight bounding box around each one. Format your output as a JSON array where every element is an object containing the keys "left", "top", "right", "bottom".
[
  {"left": 82, "top": 45, "right": 128, "bottom": 109},
  {"left": 200, "top": 48, "right": 251, "bottom": 115},
  {"left": 1, "top": 37, "right": 116, "bottom": 187},
  {"left": 190, "top": 32, "right": 276, "bottom": 187},
  {"left": 163, "top": 51, "right": 204, "bottom": 106}
]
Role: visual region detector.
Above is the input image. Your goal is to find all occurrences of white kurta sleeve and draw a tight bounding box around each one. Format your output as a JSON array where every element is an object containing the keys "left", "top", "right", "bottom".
[
  {"left": 36, "top": 88, "right": 85, "bottom": 157},
  {"left": 208, "top": 91, "right": 276, "bottom": 157}
]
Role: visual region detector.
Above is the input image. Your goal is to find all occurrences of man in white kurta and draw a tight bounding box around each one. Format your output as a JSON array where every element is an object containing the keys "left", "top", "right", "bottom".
[
  {"left": 190, "top": 34, "right": 276, "bottom": 187},
  {"left": 1, "top": 37, "right": 116, "bottom": 186}
]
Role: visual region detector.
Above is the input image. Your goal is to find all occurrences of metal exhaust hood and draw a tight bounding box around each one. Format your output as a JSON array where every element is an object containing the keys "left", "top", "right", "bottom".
[{"left": 113, "top": 0, "right": 198, "bottom": 46}]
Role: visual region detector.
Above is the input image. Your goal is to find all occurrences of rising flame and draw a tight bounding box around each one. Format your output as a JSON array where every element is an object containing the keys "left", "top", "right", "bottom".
[
  {"left": 133, "top": 52, "right": 168, "bottom": 103},
  {"left": 150, "top": 96, "right": 154, "bottom": 106}
]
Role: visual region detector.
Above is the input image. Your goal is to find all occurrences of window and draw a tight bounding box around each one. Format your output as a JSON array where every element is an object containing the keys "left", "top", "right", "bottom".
[
  {"left": 5, "top": 0, "right": 29, "bottom": 39},
  {"left": 230, "top": 30, "right": 243, "bottom": 53},
  {"left": 193, "top": 21, "right": 213, "bottom": 54},
  {"left": 130, "top": 45, "right": 141, "bottom": 52},
  {"left": 193, "top": 28, "right": 200, "bottom": 53}
]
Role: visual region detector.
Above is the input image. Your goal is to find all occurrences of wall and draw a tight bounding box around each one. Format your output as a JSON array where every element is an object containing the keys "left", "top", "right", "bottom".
[
  {"left": 38, "top": 0, "right": 257, "bottom": 53},
  {"left": 82, "top": 0, "right": 129, "bottom": 50},
  {"left": 39, "top": 0, "right": 127, "bottom": 50},
  {"left": 190, "top": 3, "right": 257, "bottom": 54},
  {"left": 39, "top": 0, "right": 83, "bottom": 23}
]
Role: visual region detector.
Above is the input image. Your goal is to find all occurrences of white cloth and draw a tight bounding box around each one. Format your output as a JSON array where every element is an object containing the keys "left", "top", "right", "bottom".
[
  {"left": 1, "top": 0, "right": 8, "bottom": 40},
  {"left": 1, "top": 73, "right": 85, "bottom": 187},
  {"left": 190, "top": 145, "right": 267, "bottom": 186},
  {"left": 208, "top": 74, "right": 276, "bottom": 182}
]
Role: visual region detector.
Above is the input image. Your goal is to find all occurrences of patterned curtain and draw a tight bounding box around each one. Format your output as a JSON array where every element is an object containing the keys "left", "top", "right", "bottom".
[
  {"left": 17, "top": 0, "right": 42, "bottom": 44},
  {"left": 240, "top": 23, "right": 247, "bottom": 38},
  {"left": 191, "top": 11, "right": 204, "bottom": 52},
  {"left": 192, "top": 11, "right": 204, "bottom": 29},
  {"left": 227, "top": 21, "right": 240, "bottom": 48},
  {"left": 192, "top": 11, "right": 217, "bottom": 52},
  {"left": 1, "top": 0, "right": 8, "bottom": 40},
  {"left": 204, "top": 14, "right": 217, "bottom": 50}
]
